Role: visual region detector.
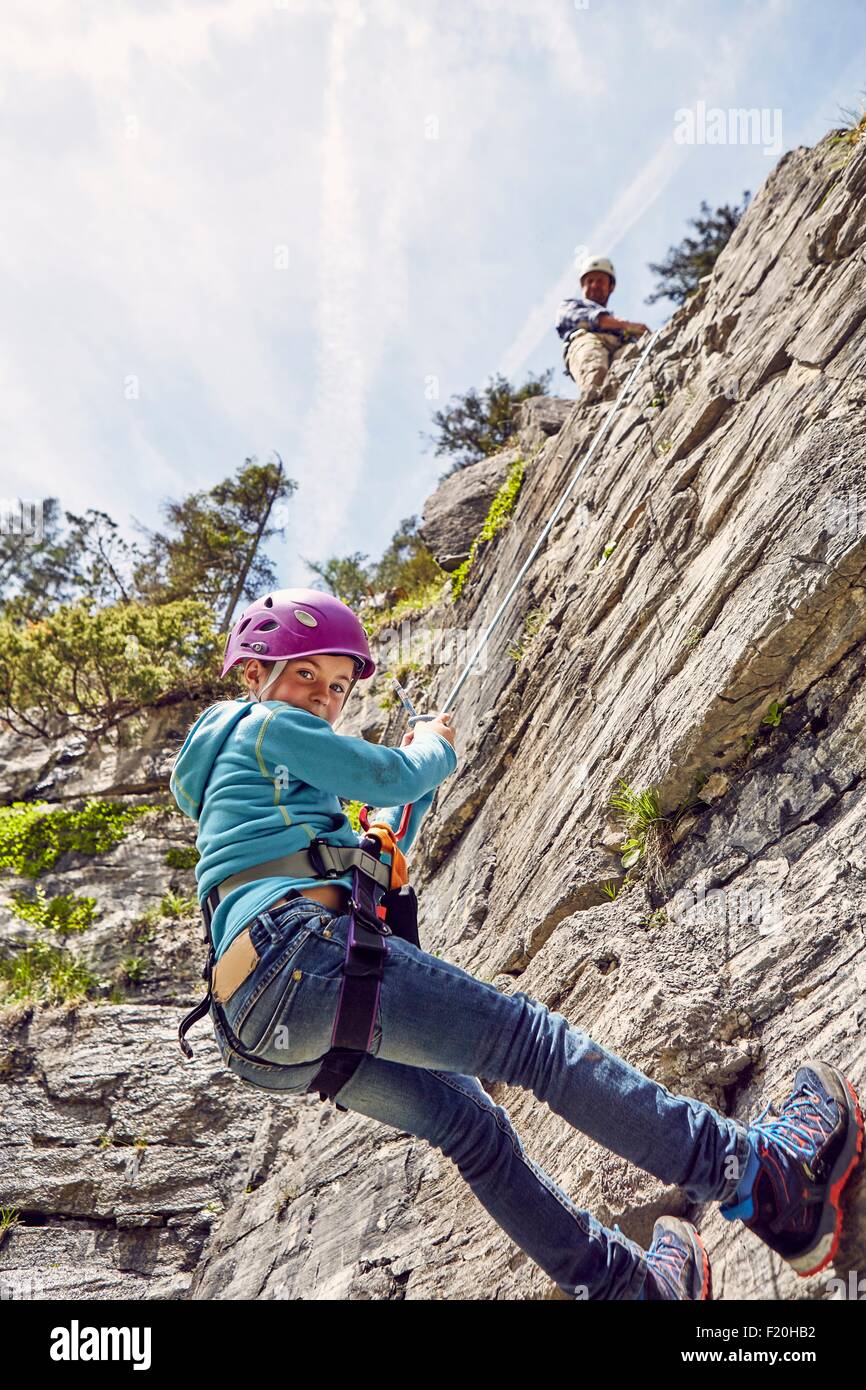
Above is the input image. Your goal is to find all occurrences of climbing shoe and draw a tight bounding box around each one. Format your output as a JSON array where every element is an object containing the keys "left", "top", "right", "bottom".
[
  {"left": 719, "top": 1059, "right": 864, "bottom": 1277},
  {"left": 615, "top": 1218, "right": 712, "bottom": 1300}
]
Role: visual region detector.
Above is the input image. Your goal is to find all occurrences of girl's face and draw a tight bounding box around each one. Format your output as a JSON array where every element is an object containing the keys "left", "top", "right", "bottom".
[{"left": 244, "top": 653, "right": 357, "bottom": 724}]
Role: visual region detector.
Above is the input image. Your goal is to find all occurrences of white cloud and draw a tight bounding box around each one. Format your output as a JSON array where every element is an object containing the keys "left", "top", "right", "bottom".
[
  {"left": 295, "top": 0, "right": 606, "bottom": 554},
  {"left": 2, "top": 0, "right": 312, "bottom": 79}
]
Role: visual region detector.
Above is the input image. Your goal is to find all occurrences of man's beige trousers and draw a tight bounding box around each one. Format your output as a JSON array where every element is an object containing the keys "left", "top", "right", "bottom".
[{"left": 565, "top": 328, "right": 625, "bottom": 400}]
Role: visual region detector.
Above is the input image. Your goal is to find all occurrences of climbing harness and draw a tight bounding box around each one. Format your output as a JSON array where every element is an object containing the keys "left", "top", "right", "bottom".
[
  {"left": 178, "top": 823, "right": 420, "bottom": 1112},
  {"left": 176, "top": 683, "right": 428, "bottom": 1109},
  {"left": 439, "top": 327, "right": 660, "bottom": 716}
]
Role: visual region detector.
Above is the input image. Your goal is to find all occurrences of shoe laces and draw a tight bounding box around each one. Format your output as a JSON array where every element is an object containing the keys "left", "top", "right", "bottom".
[
  {"left": 645, "top": 1235, "right": 686, "bottom": 1295},
  {"left": 750, "top": 1084, "right": 834, "bottom": 1176},
  {"left": 614, "top": 1222, "right": 682, "bottom": 1298}
]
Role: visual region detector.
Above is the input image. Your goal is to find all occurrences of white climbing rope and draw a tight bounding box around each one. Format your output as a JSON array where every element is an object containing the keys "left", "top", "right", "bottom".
[{"left": 438, "top": 327, "right": 661, "bottom": 715}]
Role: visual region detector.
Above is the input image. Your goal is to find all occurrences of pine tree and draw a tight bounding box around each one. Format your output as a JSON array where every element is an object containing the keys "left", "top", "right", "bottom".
[
  {"left": 422, "top": 369, "right": 553, "bottom": 476},
  {"left": 646, "top": 192, "right": 751, "bottom": 306}
]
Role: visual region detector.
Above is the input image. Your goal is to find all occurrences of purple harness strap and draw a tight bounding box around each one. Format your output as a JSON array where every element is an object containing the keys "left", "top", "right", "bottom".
[{"left": 307, "top": 848, "right": 391, "bottom": 1110}]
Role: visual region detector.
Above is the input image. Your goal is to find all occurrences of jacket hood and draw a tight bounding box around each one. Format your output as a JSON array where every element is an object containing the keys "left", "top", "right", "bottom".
[{"left": 169, "top": 699, "right": 253, "bottom": 822}]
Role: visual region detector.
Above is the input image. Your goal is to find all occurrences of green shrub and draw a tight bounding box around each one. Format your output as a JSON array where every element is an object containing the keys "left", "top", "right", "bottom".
[
  {"left": 8, "top": 887, "right": 98, "bottom": 935},
  {"left": 0, "top": 799, "right": 161, "bottom": 879},
  {"left": 0, "top": 597, "right": 224, "bottom": 734},
  {"left": 827, "top": 93, "right": 866, "bottom": 169},
  {"left": 451, "top": 457, "right": 526, "bottom": 601},
  {"left": 609, "top": 780, "right": 666, "bottom": 869},
  {"left": 119, "top": 956, "right": 147, "bottom": 985},
  {"left": 639, "top": 908, "right": 668, "bottom": 929},
  {"left": 342, "top": 799, "right": 364, "bottom": 833},
  {"left": 362, "top": 577, "right": 448, "bottom": 640},
  {"left": 424, "top": 369, "right": 553, "bottom": 473},
  {"left": 308, "top": 517, "right": 446, "bottom": 621},
  {"left": 507, "top": 608, "right": 547, "bottom": 662},
  {"left": 595, "top": 540, "right": 617, "bottom": 570},
  {"left": 0, "top": 938, "right": 100, "bottom": 1006},
  {"left": 762, "top": 699, "right": 786, "bottom": 727},
  {"left": 158, "top": 890, "right": 198, "bottom": 919},
  {"left": 0, "top": 1207, "right": 21, "bottom": 1246},
  {"left": 164, "top": 846, "right": 200, "bottom": 870}
]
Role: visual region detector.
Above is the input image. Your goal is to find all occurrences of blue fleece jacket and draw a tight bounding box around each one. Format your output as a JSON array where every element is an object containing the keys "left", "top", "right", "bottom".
[{"left": 169, "top": 698, "right": 458, "bottom": 961}]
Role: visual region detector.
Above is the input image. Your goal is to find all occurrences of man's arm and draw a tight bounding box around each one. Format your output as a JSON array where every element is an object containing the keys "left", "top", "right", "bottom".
[
  {"left": 556, "top": 296, "right": 609, "bottom": 338},
  {"left": 595, "top": 313, "right": 650, "bottom": 335}
]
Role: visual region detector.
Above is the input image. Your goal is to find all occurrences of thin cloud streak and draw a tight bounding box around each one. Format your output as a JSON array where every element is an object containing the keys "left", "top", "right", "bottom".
[{"left": 300, "top": 3, "right": 369, "bottom": 549}]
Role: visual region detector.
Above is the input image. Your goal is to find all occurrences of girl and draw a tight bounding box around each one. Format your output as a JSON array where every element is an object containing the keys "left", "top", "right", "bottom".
[{"left": 170, "top": 587, "right": 863, "bottom": 1300}]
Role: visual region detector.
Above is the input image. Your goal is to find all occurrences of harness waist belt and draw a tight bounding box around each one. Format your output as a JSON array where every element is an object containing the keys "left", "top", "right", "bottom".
[{"left": 215, "top": 844, "right": 391, "bottom": 900}]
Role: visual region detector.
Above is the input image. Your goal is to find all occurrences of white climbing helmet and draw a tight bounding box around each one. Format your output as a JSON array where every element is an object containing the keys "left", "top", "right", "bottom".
[{"left": 579, "top": 254, "right": 616, "bottom": 289}]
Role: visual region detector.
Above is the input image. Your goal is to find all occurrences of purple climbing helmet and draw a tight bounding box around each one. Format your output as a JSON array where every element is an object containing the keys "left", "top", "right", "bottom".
[{"left": 222, "top": 587, "right": 375, "bottom": 702}]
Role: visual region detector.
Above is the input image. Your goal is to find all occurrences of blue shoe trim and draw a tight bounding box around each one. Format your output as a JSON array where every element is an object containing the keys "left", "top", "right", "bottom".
[
  {"left": 719, "top": 1135, "right": 760, "bottom": 1221},
  {"left": 719, "top": 1190, "right": 755, "bottom": 1222}
]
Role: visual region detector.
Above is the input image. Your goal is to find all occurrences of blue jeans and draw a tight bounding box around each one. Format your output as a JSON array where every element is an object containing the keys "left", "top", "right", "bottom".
[{"left": 212, "top": 895, "right": 752, "bottom": 1299}]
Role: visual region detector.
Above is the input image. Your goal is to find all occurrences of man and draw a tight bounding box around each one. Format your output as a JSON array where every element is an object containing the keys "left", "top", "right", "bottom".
[{"left": 556, "top": 255, "right": 650, "bottom": 403}]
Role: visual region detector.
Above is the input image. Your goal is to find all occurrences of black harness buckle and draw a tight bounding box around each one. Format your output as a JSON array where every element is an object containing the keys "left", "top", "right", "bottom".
[{"left": 307, "top": 838, "right": 343, "bottom": 879}]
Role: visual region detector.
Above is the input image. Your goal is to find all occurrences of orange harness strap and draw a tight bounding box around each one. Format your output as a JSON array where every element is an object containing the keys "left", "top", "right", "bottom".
[{"left": 362, "top": 821, "right": 409, "bottom": 890}]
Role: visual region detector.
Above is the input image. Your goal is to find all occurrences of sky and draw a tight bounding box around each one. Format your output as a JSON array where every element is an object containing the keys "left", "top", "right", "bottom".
[{"left": 2, "top": 0, "right": 866, "bottom": 594}]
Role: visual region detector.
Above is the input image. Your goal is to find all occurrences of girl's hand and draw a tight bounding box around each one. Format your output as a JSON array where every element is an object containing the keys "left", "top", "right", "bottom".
[
  {"left": 427, "top": 711, "right": 455, "bottom": 747},
  {"left": 401, "top": 713, "right": 455, "bottom": 747}
]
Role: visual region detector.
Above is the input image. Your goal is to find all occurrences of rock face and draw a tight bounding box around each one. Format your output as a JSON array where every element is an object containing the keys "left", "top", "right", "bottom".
[
  {"left": 418, "top": 447, "right": 522, "bottom": 570},
  {"left": 418, "top": 398, "right": 573, "bottom": 571},
  {"left": 511, "top": 393, "right": 574, "bottom": 455},
  {"left": 2, "top": 128, "right": 866, "bottom": 1302}
]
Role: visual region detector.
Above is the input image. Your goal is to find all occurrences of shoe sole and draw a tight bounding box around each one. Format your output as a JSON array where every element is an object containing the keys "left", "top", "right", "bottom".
[
  {"left": 788, "top": 1061, "right": 864, "bottom": 1278},
  {"left": 654, "top": 1217, "right": 713, "bottom": 1299}
]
